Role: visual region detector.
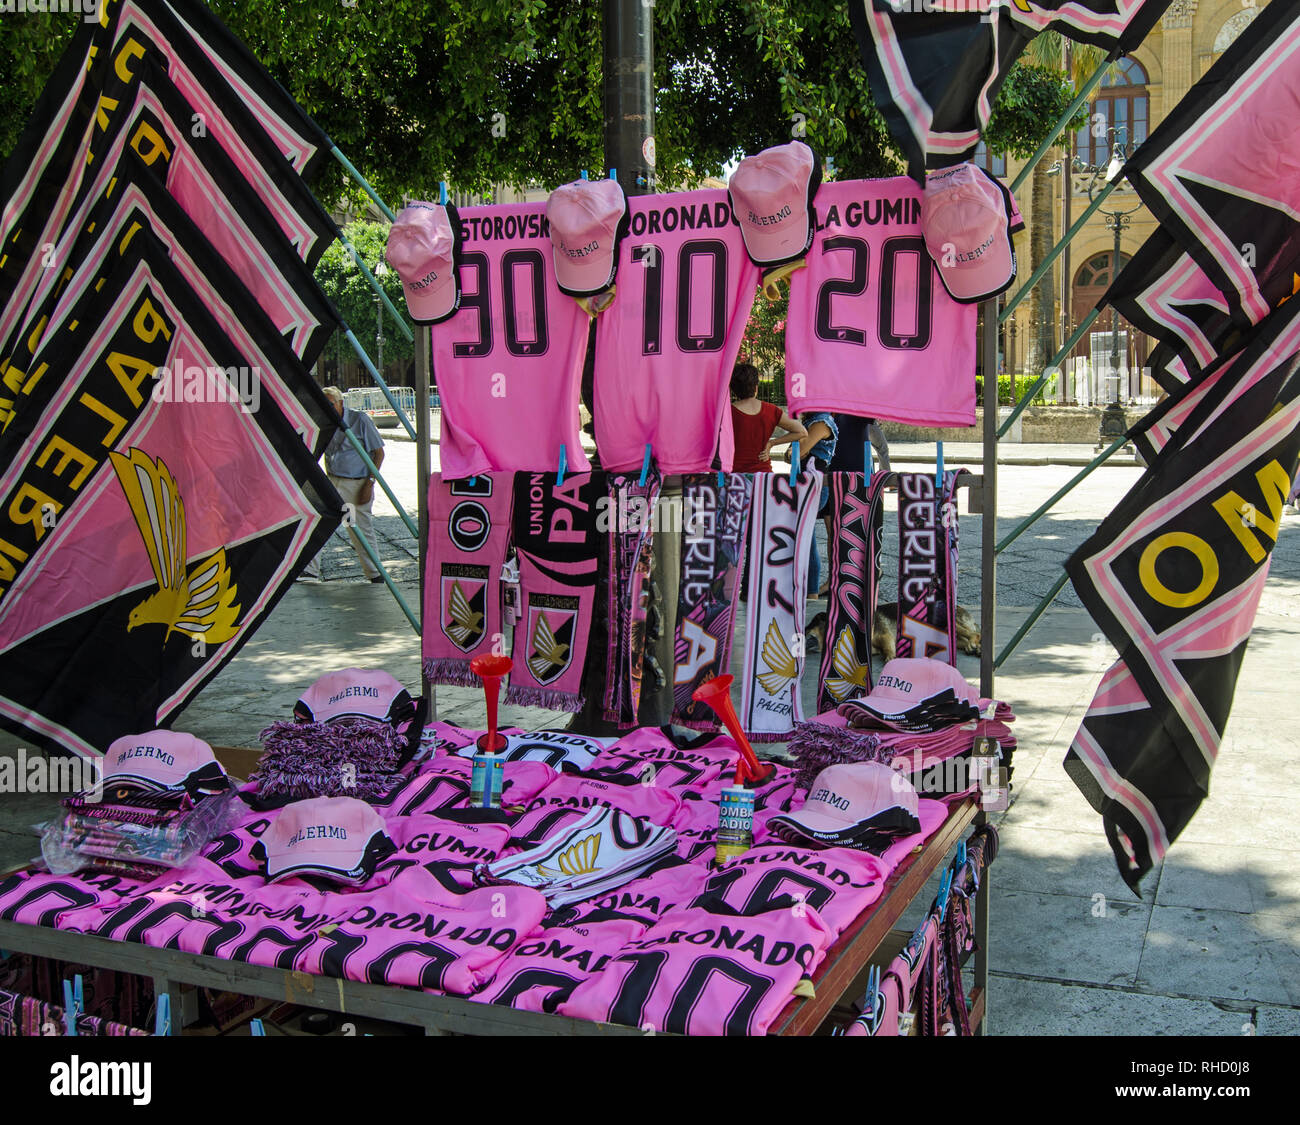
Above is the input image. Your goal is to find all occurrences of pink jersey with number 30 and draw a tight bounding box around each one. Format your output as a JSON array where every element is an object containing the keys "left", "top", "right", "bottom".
[
  {"left": 594, "top": 189, "right": 759, "bottom": 473},
  {"left": 784, "top": 178, "right": 977, "bottom": 427},
  {"left": 431, "top": 203, "right": 591, "bottom": 480}
]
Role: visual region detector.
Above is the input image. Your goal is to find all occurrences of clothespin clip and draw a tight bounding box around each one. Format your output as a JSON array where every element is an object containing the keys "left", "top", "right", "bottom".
[
  {"left": 609, "top": 168, "right": 617, "bottom": 181},
  {"left": 439, "top": 181, "right": 448, "bottom": 206},
  {"left": 63, "top": 976, "right": 83, "bottom": 1037},
  {"left": 863, "top": 964, "right": 880, "bottom": 1021},
  {"left": 956, "top": 838, "right": 967, "bottom": 872},
  {"left": 789, "top": 441, "right": 801, "bottom": 485},
  {"left": 250, "top": 1018, "right": 266, "bottom": 1036},
  {"left": 864, "top": 442, "right": 872, "bottom": 487},
  {"left": 717, "top": 470, "right": 725, "bottom": 488},
  {"left": 155, "top": 992, "right": 171, "bottom": 1037},
  {"left": 639, "top": 444, "right": 652, "bottom": 487},
  {"left": 580, "top": 169, "right": 589, "bottom": 181},
  {"left": 936, "top": 868, "right": 953, "bottom": 923},
  {"left": 936, "top": 440, "right": 945, "bottom": 489},
  {"left": 556, "top": 443, "right": 568, "bottom": 486},
  {"left": 468, "top": 477, "right": 477, "bottom": 487}
]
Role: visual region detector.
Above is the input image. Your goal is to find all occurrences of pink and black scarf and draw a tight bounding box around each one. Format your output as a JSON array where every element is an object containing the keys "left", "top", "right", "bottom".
[
  {"left": 672, "top": 473, "right": 753, "bottom": 729},
  {"left": 817, "top": 471, "right": 889, "bottom": 714},
  {"left": 739, "top": 468, "right": 823, "bottom": 742},
  {"left": 896, "top": 469, "right": 967, "bottom": 664},
  {"left": 603, "top": 472, "right": 662, "bottom": 727},
  {"left": 506, "top": 471, "right": 606, "bottom": 712},
  {"left": 424, "top": 473, "right": 515, "bottom": 687}
]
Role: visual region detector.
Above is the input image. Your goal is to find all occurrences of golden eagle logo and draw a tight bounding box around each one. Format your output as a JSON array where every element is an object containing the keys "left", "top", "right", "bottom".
[
  {"left": 446, "top": 580, "right": 485, "bottom": 648},
  {"left": 526, "top": 611, "right": 571, "bottom": 684},
  {"left": 756, "top": 620, "right": 799, "bottom": 696},
  {"left": 538, "top": 833, "right": 602, "bottom": 878},
  {"left": 109, "top": 448, "right": 241, "bottom": 645},
  {"left": 825, "top": 626, "right": 871, "bottom": 703}
]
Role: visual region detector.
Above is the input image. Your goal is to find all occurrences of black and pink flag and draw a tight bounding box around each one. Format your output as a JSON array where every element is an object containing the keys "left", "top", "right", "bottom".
[
  {"left": 1065, "top": 296, "right": 1300, "bottom": 892},
  {"left": 0, "top": 231, "right": 341, "bottom": 761},
  {"left": 0, "top": 0, "right": 332, "bottom": 314},
  {"left": 848, "top": 1, "right": 1172, "bottom": 180}
]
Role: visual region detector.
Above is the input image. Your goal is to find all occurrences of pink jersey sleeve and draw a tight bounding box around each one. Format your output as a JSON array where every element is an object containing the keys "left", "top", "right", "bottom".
[
  {"left": 784, "top": 178, "right": 977, "bottom": 427},
  {"left": 556, "top": 904, "right": 834, "bottom": 1035},
  {"left": 504, "top": 775, "right": 683, "bottom": 853},
  {"left": 593, "top": 189, "right": 759, "bottom": 473},
  {"left": 0, "top": 866, "right": 156, "bottom": 931},
  {"left": 430, "top": 203, "right": 591, "bottom": 480}
]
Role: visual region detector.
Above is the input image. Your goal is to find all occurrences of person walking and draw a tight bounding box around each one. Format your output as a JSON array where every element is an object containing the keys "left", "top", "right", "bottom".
[{"left": 300, "top": 387, "right": 386, "bottom": 584}]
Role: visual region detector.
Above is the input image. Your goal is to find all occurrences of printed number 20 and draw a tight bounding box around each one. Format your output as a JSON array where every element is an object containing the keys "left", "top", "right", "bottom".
[
  {"left": 814, "top": 235, "right": 933, "bottom": 350},
  {"left": 633, "top": 239, "right": 727, "bottom": 355},
  {"left": 453, "top": 249, "right": 550, "bottom": 359}
]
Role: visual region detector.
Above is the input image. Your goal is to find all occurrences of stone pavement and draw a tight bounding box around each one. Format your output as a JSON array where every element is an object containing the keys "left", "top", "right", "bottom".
[{"left": 2, "top": 441, "right": 1297, "bottom": 1036}]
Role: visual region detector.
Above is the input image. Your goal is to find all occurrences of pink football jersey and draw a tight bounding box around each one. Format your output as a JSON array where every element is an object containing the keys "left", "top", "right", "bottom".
[
  {"left": 0, "top": 867, "right": 154, "bottom": 930},
  {"left": 585, "top": 728, "right": 744, "bottom": 795},
  {"left": 557, "top": 904, "right": 834, "bottom": 1035},
  {"left": 504, "top": 775, "right": 683, "bottom": 853},
  {"left": 593, "top": 189, "right": 759, "bottom": 473},
  {"left": 784, "top": 178, "right": 978, "bottom": 427},
  {"left": 430, "top": 202, "right": 591, "bottom": 480}
]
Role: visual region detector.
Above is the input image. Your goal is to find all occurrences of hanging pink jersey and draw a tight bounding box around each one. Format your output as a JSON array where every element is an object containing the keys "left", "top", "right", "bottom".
[
  {"left": 593, "top": 189, "right": 759, "bottom": 473},
  {"left": 504, "top": 775, "right": 683, "bottom": 853},
  {"left": 784, "top": 178, "right": 977, "bottom": 427},
  {"left": 297, "top": 867, "right": 547, "bottom": 994},
  {"left": 472, "top": 918, "right": 648, "bottom": 1014},
  {"left": 430, "top": 202, "right": 590, "bottom": 480},
  {"left": 557, "top": 904, "right": 834, "bottom": 1035}
]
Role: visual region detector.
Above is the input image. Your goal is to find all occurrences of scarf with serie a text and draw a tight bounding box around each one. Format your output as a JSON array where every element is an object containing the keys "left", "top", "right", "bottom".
[
  {"left": 506, "top": 471, "right": 606, "bottom": 712},
  {"left": 424, "top": 473, "right": 515, "bottom": 687},
  {"left": 740, "top": 468, "right": 823, "bottom": 741},
  {"left": 602, "top": 472, "right": 662, "bottom": 727},
  {"left": 672, "top": 473, "right": 753, "bottom": 729},
  {"left": 895, "top": 470, "right": 965, "bottom": 665},
  {"left": 818, "top": 472, "right": 889, "bottom": 713}
]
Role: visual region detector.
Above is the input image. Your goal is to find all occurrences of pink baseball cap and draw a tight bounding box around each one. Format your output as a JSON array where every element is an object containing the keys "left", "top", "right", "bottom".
[
  {"left": 386, "top": 202, "right": 463, "bottom": 324},
  {"left": 767, "top": 763, "right": 921, "bottom": 851},
  {"left": 836, "top": 657, "right": 982, "bottom": 733},
  {"left": 546, "top": 178, "right": 629, "bottom": 297},
  {"left": 728, "top": 141, "right": 821, "bottom": 268},
  {"left": 294, "top": 668, "right": 416, "bottom": 727},
  {"left": 922, "top": 163, "right": 1018, "bottom": 304},
  {"left": 257, "top": 796, "right": 394, "bottom": 885},
  {"left": 102, "top": 730, "right": 226, "bottom": 793}
]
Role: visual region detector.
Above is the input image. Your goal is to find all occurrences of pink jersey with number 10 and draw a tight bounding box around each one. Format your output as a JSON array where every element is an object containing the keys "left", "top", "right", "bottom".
[
  {"left": 430, "top": 203, "right": 591, "bottom": 480},
  {"left": 784, "top": 178, "right": 977, "bottom": 428},
  {"left": 594, "top": 189, "right": 759, "bottom": 473}
]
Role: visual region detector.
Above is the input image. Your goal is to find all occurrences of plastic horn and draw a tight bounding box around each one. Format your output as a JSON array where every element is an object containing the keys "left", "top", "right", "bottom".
[
  {"left": 470, "top": 654, "right": 512, "bottom": 752},
  {"left": 691, "top": 675, "right": 773, "bottom": 785}
]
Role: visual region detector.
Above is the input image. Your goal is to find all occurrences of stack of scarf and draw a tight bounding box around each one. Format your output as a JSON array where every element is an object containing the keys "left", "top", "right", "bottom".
[
  {"left": 423, "top": 473, "right": 515, "bottom": 687},
  {"left": 671, "top": 473, "right": 753, "bottom": 729},
  {"left": 506, "top": 471, "right": 607, "bottom": 712}
]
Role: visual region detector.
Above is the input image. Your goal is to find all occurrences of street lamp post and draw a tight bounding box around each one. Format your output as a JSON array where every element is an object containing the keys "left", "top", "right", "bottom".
[{"left": 1087, "top": 127, "right": 1143, "bottom": 448}]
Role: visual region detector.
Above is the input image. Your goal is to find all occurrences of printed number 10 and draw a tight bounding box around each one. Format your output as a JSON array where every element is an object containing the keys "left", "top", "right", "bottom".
[{"left": 633, "top": 239, "right": 728, "bottom": 355}]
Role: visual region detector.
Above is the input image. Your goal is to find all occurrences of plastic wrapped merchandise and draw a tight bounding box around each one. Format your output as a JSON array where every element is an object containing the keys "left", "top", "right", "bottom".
[{"left": 40, "top": 789, "right": 245, "bottom": 876}]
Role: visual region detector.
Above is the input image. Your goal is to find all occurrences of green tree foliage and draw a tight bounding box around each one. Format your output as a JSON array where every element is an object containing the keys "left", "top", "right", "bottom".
[{"left": 313, "top": 220, "right": 414, "bottom": 371}]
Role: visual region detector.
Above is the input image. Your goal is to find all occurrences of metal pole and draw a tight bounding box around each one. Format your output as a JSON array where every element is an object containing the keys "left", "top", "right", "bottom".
[
  {"left": 1111, "top": 217, "right": 1121, "bottom": 403},
  {"left": 331, "top": 145, "right": 398, "bottom": 223},
  {"left": 1008, "top": 57, "right": 1111, "bottom": 195},
  {"left": 415, "top": 325, "right": 433, "bottom": 715}
]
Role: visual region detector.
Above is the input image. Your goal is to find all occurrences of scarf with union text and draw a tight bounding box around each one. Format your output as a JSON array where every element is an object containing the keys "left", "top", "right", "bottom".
[
  {"left": 506, "top": 471, "right": 606, "bottom": 712},
  {"left": 739, "top": 468, "right": 823, "bottom": 742}
]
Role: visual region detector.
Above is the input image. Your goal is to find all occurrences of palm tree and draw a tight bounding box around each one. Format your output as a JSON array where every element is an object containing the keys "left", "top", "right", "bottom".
[{"left": 1021, "top": 34, "right": 1111, "bottom": 377}]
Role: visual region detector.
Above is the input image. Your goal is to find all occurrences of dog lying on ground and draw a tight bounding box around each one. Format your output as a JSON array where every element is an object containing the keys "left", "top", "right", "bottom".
[{"left": 806, "top": 602, "right": 981, "bottom": 659}]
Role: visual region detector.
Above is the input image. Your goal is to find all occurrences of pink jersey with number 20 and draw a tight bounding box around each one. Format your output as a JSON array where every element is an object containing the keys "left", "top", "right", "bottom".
[
  {"left": 431, "top": 203, "right": 591, "bottom": 480},
  {"left": 594, "top": 189, "right": 759, "bottom": 474},
  {"left": 784, "top": 178, "right": 977, "bottom": 427}
]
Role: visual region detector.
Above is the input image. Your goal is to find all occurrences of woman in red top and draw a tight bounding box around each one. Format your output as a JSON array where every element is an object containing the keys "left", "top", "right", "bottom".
[{"left": 729, "top": 363, "right": 806, "bottom": 472}]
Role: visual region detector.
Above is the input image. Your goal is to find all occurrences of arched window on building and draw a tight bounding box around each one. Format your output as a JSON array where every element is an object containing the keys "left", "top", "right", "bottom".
[
  {"left": 1074, "top": 57, "right": 1149, "bottom": 168},
  {"left": 972, "top": 140, "right": 1006, "bottom": 179}
]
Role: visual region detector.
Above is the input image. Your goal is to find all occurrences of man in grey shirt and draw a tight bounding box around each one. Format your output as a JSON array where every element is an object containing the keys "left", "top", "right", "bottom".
[{"left": 301, "top": 387, "right": 386, "bottom": 583}]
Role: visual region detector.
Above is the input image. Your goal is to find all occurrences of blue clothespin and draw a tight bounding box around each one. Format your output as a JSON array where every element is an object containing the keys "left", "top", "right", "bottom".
[
  {"left": 609, "top": 168, "right": 617, "bottom": 181},
  {"left": 439, "top": 181, "right": 448, "bottom": 206},
  {"left": 639, "top": 444, "right": 652, "bottom": 487},
  {"left": 936, "top": 868, "right": 953, "bottom": 923},
  {"left": 863, "top": 442, "right": 872, "bottom": 487},
  {"left": 936, "top": 440, "right": 945, "bottom": 488},
  {"left": 250, "top": 1018, "right": 266, "bottom": 1037},
  {"left": 556, "top": 444, "right": 568, "bottom": 486},
  {"left": 580, "top": 169, "right": 589, "bottom": 181},
  {"left": 717, "top": 470, "right": 725, "bottom": 488},
  {"left": 468, "top": 477, "right": 477, "bottom": 487},
  {"left": 956, "top": 838, "right": 967, "bottom": 872},
  {"left": 155, "top": 992, "right": 171, "bottom": 1037},
  {"left": 789, "top": 441, "right": 801, "bottom": 485},
  {"left": 63, "top": 976, "right": 83, "bottom": 1037}
]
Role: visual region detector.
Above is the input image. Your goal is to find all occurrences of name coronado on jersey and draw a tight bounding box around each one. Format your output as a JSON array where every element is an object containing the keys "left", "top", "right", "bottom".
[{"left": 631, "top": 924, "right": 818, "bottom": 969}]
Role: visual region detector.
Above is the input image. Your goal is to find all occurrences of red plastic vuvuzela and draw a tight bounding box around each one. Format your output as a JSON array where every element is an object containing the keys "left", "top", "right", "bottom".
[
  {"left": 691, "top": 675, "right": 773, "bottom": 786},
  {"left": 471, "top": 654, "right": 513, "bottom": 753}
]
